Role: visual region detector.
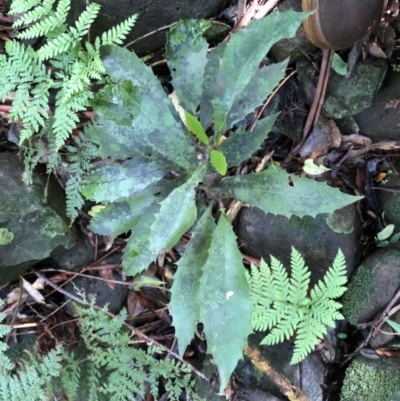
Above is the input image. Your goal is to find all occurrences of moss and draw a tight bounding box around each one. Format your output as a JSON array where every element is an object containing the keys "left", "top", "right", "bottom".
[
  {"left": 0, "top": 228, "right": 14, "bottom": 245},
  {"left": 342, "top": 265, "right": 374, "bottom": 325},
  {"left": 341, "top": 357, "right": 400, "bottom": 401}
]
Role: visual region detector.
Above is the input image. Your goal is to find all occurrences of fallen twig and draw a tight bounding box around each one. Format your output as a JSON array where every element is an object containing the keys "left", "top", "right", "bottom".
[{"left": 243, "top": 345, "right": 310, "bottom": 401}]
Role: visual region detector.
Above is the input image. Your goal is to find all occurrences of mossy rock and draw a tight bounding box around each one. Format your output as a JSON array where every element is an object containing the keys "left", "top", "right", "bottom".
[
  {"left": 342, "top": 246, "right": 400, "bottom": 325},
  {"left": 377, "top": 173, "right": 400, "bottom": 231},
  {"left": 0, "top": 153, "right": 76, "bottom": 283},
  {"left": 341, "top": 356, "right": 400, "bottom": 401}
]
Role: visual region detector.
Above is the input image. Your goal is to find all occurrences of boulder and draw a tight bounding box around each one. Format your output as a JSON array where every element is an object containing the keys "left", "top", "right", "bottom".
[
  {"left": 342, "top": 246, "right": 400, "bottom": 325},
  {"left": 70, "top": 0, "right": 221, "bottom": 56},
  {"left": 0, "top": 153, "right": 76, "bottom": 283},
  {"left": 341, "top": 356, "right": 400, "bottom": 401}
]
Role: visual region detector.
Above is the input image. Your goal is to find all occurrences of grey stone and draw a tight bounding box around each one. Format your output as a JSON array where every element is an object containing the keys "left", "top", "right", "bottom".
[
  {"left": 234, "top": 204, "right": 361, "bottom": 286},
  {"left": 354, "top": 70, "right": 400, "bottom": 142},
  {"left": 65, "top": 272, "right": 127, "bottom": 314},
  {"left": 0, "top": 153, "right": 76, "bottom": 284},
  {"left": 69, "top": 0, "right": 220, "bottom": 56},
  {"left": 324, "top": 59, "right": 387, "bottom": 119},
  {"left": 54, "top": 235, "right": 95, "bottom": 271}
]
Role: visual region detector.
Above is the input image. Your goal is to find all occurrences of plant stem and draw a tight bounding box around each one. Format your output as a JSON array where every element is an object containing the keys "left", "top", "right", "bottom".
[{"left": 237, "top": 0, "right": 247, "bottom": 23}]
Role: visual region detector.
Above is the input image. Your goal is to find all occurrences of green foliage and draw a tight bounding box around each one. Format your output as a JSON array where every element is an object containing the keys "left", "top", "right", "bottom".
[
  {"left": 246, "top": 248, "right": 347, "bottom": 364},
  {"left": 65, "top": 132, "right": 99, "bottom": 219},
  {"left": 340, "top": 356, "right": 400, "bottom": 401},
  {"left": 0, "top": 299, "right": 200, "bottom": 401},
  {"left": 217, "top": 165, "right": 364, "bottom": 218},
  {"left": 342, "top": 264, "right": 375, "bottom": 325},
  {"left": 80, "top": 13, "right": 362, "bottom": 390},
  {"left": 375, "top": 224, "right": 400, "bottom": 247},
  {"left": 1, "top": 0, "right": 136, "bottom": 186}
]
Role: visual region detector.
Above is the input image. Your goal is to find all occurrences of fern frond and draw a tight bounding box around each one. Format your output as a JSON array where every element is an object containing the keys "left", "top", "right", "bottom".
[
  {"left": 291, "top": 312, "right": 326, "bottom": 364},
  {"left": 261, "top": 306, "right": 300, "bottom": 345},
  {"left": 249, "top": 248, "right": 348, "bottom": 364},
  {"left": 17, "top": 0, "right": 70, "bottom": 39},
  {"left": 9, "top": 0, "right": 54, "bottom": 16},
  {"left": 37, "top": 32, "right": 78, "bottom": 60},
  {"left": 69, "top": 3, "right": 100, "bottom": 40},
  {"left": 269, "top": 255, "right": 289, "bottom": 301},
  {"left": 288, "top": 247, "right": 310, "bottom": 305},
  {"left": 101, "top": 14, "right": 138, "bottom": 45}
]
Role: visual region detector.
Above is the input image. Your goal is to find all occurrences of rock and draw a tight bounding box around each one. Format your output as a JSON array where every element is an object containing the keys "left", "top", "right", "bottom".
[
  {"left": 54, "top": 235, "right": 95, "bottom": 271},
  {"left": 65, "top": 271, "right": 127, "bottom": 314},
  {"left": 0, "top": 153, "right": 76, "bottom": 284},
  {"left": 193, "top": 356, "right": 226, "bottom": 400},
  {"left": 342, "top": 246, "right": 400, "bottom": 325},
  {"left": 234, "top": 204, "right": 361, "bottom": 286},
  {"left": 354, "top": 70, "right": 400, "bottom": 142},
  {"left": 376, "top": 173, "right": 400, "bottom": 231},
  {"left": 340, "top": 356, "right": 400, "bottom": 401},
  {"left": 324, "top": 59, "right": 387, "bottom": 119},
  {"left": 270, "top": 0, "right": 317, "bottom": 64},
  {"left": 69, "top": 0, "right": 220, "bottom": 56}
]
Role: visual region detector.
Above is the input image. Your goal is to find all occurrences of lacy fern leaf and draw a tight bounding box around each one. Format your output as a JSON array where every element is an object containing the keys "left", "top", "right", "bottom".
[
  {"left": 2, "top": 0, "right": 136, "bottom": 180},
  {"left": 0, "top": 297, "right": 201, "bottom": 401},
  {"left": 246, "top": 247, "right": 347, "bottom": 364}
]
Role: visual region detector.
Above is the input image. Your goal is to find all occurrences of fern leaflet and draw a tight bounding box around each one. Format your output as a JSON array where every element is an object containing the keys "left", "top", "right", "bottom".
[{"left": 247, "top": 247, "right": 347, "bottom": 364}]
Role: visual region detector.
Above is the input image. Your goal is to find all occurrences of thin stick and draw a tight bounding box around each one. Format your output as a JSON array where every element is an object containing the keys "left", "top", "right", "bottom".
[
  {"left": 313, "top": 49, "right": 334, "bottom": 128},
  {"left": 285, "top": 50, "right": 332, "bottom": 160},
  {"left": 250, "top": 69, "right": 297, "bottom": 132},
  {"left": 124, "top": 24, "right": 175, "bottom": 49},
  {"left": 33, "top": 270, "right": 209, "bottom": 383},
  {"left": 237, "top": 0, "right": 247, "bottom": 24},
  {"left": 254, "top": 0, "right": 281, "bottom": 19}
]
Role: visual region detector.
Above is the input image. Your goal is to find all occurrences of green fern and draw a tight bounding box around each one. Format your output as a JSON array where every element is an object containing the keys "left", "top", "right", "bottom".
[
  {"left": 1, "top": 0, "right": 137, "bottom": 178},
  {"left": 65, "top": 132, "right": 99, "bottom": 219},
  {"left": 0, "top": 298, "right": 202, "bottom": 401},
  {"left": 246, "top": 247, "right": 348, "bottom": 364}
]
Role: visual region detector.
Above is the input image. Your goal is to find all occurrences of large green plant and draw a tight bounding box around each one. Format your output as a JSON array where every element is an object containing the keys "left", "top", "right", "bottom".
[{"left": 81, "top": 13, "right": 362, "bottom": 390}]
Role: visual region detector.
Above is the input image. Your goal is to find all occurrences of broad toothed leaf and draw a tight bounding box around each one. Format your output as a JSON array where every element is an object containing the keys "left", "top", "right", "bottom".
[
  {"left": 81, "top": 157, "right": 167, "bottom": 203},
  {"left": 89, "top": 196, "right": 156, "bottom": 236},
  {"left": 226, "top": 60, "right": 288, "bottom": 128},
  {"left": 199, "top": 41, "right": 227, "bottom": 130},
  {"left": 122, "top": 203, "right": 160, "bottom": 276},
  {"left": 218, "top": 166, "right": 363, "bottom": 218},
  {"left": 165, "top": 20, "right": 211, "bottom": 114},
  {"left": 199, "top": 213, "right": 253, "bottom": 392},
  {"left": 170, "top": 206, "right": 215, "bottom": 355},
  {"left": 149, "top": 163, "right": 207, "bottom": 255},
  {"left": 220, "top": 113, "right": 278, "bottom": 167},
  {"left": 206, "top": 11, "right": 309, "bottom": 136},
  {"left": 99, "top": 46, "right": 197, "bottom": 171}
]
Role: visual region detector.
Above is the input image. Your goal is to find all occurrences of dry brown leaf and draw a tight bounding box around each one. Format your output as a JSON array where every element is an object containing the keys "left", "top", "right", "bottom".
[{"left": 127, "top": 291, "right": 147, "bottom": 318}]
